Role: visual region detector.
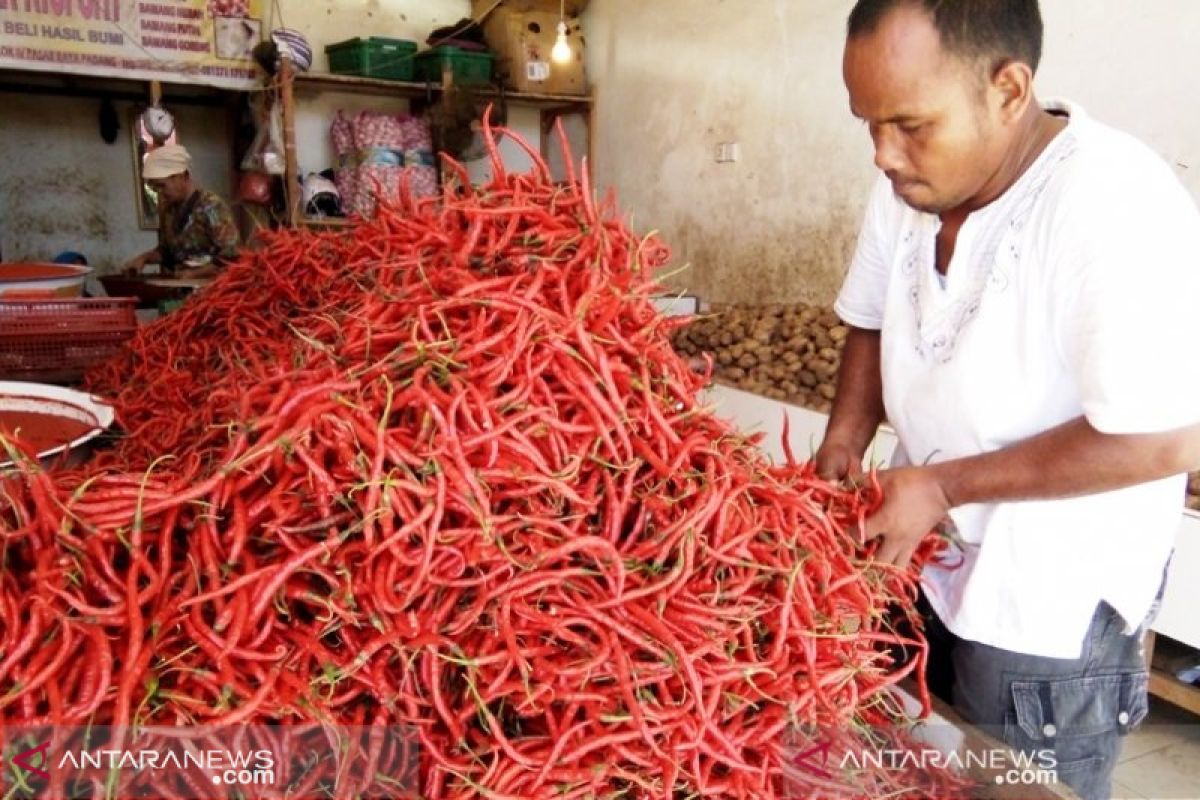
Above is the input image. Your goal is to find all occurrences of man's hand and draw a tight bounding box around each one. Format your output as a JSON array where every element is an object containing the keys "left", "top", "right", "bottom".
[
  {"left": 122, "top": 255, "right": 146, "bottom": 277},
  {"left": 174, "top": 266, "right": 214, "bottom": 280},
  {"left": 862, "top": 466, "right": 952, "bottom": 569},
  {"left": 685, "top": 355, "right": 712, "bottom": 377},
  {"left": 814, "top": 438, "right": 864, "bottom": 481}
]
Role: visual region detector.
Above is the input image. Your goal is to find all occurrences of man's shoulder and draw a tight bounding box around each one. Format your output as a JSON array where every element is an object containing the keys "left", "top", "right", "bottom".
[
  {"left": 1055, "top": 103, "right": 1184, "bottom": 198},
  {"left": 194, "top": 189, "right": 236, "bottom": 221},
  {"left": 196, "top": 188, "right": 233, "bottom": 210},
  {"left": 1034, "top": 103, "right": 1200, "bottom": 252}
]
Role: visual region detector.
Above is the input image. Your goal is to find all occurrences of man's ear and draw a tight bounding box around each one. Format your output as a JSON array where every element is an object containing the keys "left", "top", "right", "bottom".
[{"left": 990, "top": 60, "right": 1035, "bottom": 123}]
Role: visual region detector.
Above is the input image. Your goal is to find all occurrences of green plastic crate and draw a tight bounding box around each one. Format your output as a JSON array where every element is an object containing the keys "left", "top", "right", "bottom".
[
  {"left": 325, "top": 37, "right": 418, "bottom": 81},
  {"left": 413, "top": 46, "right": 494, "bottom": 86}
]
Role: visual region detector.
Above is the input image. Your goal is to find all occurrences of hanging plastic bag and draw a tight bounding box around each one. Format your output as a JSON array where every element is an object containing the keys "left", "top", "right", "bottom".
[{"left": 241, "top": 95, "right": 286, "bottom": 176}]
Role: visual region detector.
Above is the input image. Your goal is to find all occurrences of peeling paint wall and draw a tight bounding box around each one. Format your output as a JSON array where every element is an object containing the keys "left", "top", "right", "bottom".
[
  {"left": 277, "top": 0, "right": 471, "bottom": 56},
  {"left": 582, "top": 0, "right": 1200, "bottom": 306},
  {"left": 582, "top": 0, "right": 872, "bottom": 306},
  {"left": 0, "top": 94, "right": 232, "bottom": 272}
]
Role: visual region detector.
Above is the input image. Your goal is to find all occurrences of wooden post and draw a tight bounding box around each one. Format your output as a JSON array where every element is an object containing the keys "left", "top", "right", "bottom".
[
  {"left": 586, "top": 92, "right": 595, "bottom": 182},
  {"left": 149, "top": 80, "right": 162, "bottom": 106},
  {"left": 278, "top": 56, "right": 300, "bottom": 226},
  {"left": 226, "top": 96, "right": 249, "bottom": 241},
  {"left": 440, "top": 61, "right": 455, "bottom": 189},
  {"left": 539, "top": 108, "right": 553, "bottom": 176}
]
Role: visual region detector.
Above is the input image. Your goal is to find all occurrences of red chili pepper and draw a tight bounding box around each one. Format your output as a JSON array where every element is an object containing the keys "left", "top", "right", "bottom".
[{"left": 0, "top": 117, "right": 965, "bottom": 800}]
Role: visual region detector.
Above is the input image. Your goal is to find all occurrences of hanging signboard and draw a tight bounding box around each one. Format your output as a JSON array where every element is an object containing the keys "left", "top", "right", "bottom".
[{"left": 0, "top": 0, "right": 266, "bottom": 89}]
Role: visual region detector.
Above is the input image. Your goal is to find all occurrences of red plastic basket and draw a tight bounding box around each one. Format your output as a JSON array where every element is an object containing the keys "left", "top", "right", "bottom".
[{"left": 0, "top": 298, "right": 138, "bottom": 383}]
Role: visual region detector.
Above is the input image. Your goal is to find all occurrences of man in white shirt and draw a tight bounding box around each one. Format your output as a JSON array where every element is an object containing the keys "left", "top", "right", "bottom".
[{"left": 817, "top": 2, "right": 1200, "bottom": 798}]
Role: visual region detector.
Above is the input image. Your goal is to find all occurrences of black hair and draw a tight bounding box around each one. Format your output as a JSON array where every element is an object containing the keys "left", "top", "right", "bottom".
[{"left": 847, "top": 0, "right": 1043, "bottom": 73}]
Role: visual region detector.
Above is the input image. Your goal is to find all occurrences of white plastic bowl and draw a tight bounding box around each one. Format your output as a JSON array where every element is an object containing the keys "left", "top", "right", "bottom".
[
  {"left": 0, "top": 263, "right": 91, "bottom": 298},
  {"left": 0, "top": 381, "right": 115, "bottom": 467}
]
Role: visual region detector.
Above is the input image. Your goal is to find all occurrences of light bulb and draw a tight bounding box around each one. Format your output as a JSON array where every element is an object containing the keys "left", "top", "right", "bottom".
[{"left": 551, "top": 21, "right": 572, "bottom": 64}]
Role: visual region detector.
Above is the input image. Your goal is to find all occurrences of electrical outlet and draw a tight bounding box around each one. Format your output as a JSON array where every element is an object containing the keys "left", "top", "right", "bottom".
[{"left": 715, "top": 142, "right": 740, "bottom": 163}]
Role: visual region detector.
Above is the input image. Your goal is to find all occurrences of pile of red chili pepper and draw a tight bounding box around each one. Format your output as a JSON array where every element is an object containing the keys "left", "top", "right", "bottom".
[{"left": 0, "top": 122, "right": 968, "bottom": 799}]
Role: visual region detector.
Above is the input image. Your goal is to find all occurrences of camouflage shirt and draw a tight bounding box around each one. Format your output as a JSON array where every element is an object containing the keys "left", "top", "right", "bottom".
[{"left": 157, "top": 189, "right": 239, "bottom": 271}]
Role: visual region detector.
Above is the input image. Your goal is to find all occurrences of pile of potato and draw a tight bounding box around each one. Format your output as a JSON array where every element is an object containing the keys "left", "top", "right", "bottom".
[{"left": 671, "top": 304, "right": 847, "bottom": 413}]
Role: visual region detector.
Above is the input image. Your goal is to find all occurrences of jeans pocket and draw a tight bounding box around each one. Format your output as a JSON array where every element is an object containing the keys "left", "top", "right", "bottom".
[
  {"left": 1003, "top": 671, "right": 1149, "bottom": 800},
  {"left": 1010, "top": 671, "right": 1149, "bottom": 741}
]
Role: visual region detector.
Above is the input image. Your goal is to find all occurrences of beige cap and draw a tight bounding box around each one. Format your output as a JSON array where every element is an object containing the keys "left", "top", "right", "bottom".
[{"left": 143, "top": 144, "right": 191, "bottom": 180}]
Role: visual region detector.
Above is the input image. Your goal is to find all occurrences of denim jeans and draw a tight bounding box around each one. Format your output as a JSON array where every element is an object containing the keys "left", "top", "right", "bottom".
[{"left": 922, "top": 594, "right": 1156, "bottom": 800}]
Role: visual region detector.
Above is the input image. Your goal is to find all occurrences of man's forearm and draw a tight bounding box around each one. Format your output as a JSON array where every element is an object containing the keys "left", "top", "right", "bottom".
[
  {"left": 929, "top": 416, "right": 1200, "bottom": 508},
  {"left": 176, "top": 262, "right": 219, "bottom": 279},
  {"left": 825, "top": 326, "right": 887, "bottom": 454}
]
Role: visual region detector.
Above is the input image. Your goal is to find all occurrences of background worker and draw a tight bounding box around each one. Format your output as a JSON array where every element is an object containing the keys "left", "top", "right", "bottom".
[{"left": 123, "top": 144, "right": 240, "bottom": 279}]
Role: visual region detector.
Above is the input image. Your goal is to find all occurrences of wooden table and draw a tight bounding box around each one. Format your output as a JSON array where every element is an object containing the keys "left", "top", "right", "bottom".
[
  {"left": 98, "top": 275, "right": 206, "bottom": 308},
  {"left": 143, "top": 277, "right": 213, "bottom": 291}
]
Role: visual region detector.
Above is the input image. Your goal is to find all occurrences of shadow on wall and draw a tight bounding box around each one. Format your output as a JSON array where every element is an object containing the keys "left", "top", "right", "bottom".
[{"left": 663, "top": 202, "right": 861, "bottom": 307}]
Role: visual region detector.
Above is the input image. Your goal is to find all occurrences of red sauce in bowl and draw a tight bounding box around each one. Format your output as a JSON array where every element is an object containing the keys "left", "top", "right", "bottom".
[
  {"left": 0, "top": 410, "right": 95, "bottom": 455},
  {"left": 0, "top": 263, "right": 87, "bottom": 282}
]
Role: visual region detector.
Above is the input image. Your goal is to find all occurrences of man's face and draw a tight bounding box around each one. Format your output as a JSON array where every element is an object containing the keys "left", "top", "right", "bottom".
[
  {"left": 148, "top": 172, "right": 189, "bottom": 205},
  {"left": 843, "top": 6, "right": 1007, "bottom": 214}
]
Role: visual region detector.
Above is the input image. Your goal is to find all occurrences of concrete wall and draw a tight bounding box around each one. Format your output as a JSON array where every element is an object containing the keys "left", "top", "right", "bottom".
[
  {"left": 275, "top": 0, "right": 470, "bottom": 57},
  {"left": 0, "top": 93, "right": 233, "bottom": 272},
  {"left": 582, "top": 0, "right": 1200, "bottom": 306},
  {"left": 1036, "top": 2, "right": 1200, "bottom": 189}
]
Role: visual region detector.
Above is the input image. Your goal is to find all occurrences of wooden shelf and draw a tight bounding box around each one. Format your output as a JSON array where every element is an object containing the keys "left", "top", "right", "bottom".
[
  {"left": 293, "top": 72, "right": 432, "bottom": 98},
  {"left": 475, "top": 85, "right": 592, "bottom": 108},
  {"left": 300, "top": 216, "right": 353, "bottom": 229},
  {"left": 293, "top": 72, "right": 592, "bottom": 107},
  {"left": 1149, "top": 667, "right": 1200, "bottom": 717},
  {"left": 277, "top": 57, "right": 595, "bottom": 228},
  {"left": 1146, "top": 631, "right": 1200, "bottom": 717}
]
